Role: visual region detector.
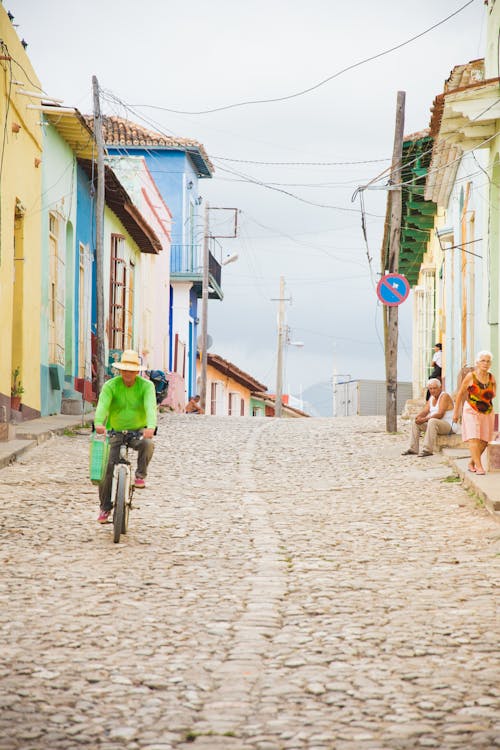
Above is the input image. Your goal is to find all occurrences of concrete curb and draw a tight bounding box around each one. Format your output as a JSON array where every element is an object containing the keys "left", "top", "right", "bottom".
[
  {"left": 0, "top": 413, "right": 93, "bottom": 470},
  {"left": 444, "top": 449, "right": 500, "bottom": 520}
]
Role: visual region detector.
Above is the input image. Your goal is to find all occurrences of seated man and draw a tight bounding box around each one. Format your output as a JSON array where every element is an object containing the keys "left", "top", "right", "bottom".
[
  {"left": 185, "top": 395, "right": 204, "bottom": 414},
  {"left": 402, "top": 378, "right": 454, "bottom": 457}
]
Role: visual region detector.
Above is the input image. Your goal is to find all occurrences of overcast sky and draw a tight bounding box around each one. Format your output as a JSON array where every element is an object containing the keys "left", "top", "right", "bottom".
[{"left": 7, "top": 0, "right": 485, "bottom": 412}]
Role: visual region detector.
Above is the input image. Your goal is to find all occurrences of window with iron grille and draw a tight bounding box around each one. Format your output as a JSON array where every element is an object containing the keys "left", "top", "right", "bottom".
[
  {"left": 210, "top": 382, "right": 217, "bottom": 415},
  {"left": 126, "top": 259, "right": 135, "bottom": 349},
  {"left": 109, "top": 235, "right": 126, "bottom": 350}
]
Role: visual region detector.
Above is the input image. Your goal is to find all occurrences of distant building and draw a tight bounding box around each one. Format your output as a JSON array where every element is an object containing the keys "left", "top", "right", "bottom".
[
  {"left": 198, "top": 353, "right": 267, "bottom": 416},
  {"left": 333, "top": 380, "right": 413, "bottom": 417},
  {"left": 250, "top": 392, "right": 310, "bottom": 418}
]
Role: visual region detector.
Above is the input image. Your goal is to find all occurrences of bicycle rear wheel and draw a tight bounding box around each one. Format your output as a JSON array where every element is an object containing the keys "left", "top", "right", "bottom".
[{"left": 113, "top": 466, "right": 127, "bottom": 543}]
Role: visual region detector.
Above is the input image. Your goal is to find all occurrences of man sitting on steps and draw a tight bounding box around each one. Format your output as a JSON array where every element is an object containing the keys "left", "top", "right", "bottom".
[{"left": 402, "top": 378, "right": 454, "bottom": 458}]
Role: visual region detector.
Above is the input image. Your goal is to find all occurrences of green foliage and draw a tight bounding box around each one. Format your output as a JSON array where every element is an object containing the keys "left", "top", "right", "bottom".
[{"left": 11, "top": 367, "right": 24, "bottom": 397}]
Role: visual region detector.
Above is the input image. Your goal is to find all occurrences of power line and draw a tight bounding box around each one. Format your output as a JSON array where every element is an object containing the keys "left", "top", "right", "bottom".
[
  {"left": 217, "top": 163, "right": 383, "bottom": 215},
  {"left": 129, "top": 1, "right": 475, "bottom": 116},
  {"left": 211, "top": 156, "right": 391, "bottom": 167}
]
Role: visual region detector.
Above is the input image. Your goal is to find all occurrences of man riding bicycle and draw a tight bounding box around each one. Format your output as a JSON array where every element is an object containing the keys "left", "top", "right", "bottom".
[{"left": 94, "top": 350, "right": 157, "bottom": 524}]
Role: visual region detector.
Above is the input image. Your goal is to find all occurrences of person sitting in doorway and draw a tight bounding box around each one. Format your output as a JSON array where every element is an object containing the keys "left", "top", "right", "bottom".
[
  {"left": 426, "top": 342, "right": 442, "bottom": 400},
  {"left": 402, "top": 378, "right": 454, "bottom": 457},
  {"left": 185, "top": 395, "right": 204, "bottom": 414},
  {"left": 430, "top": 342, "right": 443, "bottom": 380}
]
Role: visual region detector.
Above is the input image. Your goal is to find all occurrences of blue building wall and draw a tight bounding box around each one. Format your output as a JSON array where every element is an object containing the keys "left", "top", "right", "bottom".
[
  {"left": 106, "top": 147, "right": 200, "bottom": 246},
  {"left": 189, "top": 286, "right": 199, "bottom": 396},
  {"left": 75, "top": 164, "right": 96, "bottom": 379},
  {"left": 107, "top": 146, "right": 202, "bottom": 391}
]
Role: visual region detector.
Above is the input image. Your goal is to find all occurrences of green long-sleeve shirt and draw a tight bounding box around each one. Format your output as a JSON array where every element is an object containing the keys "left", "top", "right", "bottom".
[{"left": 94, "top": 375, "right": 157, "bottom": 431}]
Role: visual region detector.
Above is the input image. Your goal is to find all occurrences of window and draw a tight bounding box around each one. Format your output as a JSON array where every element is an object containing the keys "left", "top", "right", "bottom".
[
  {"left": 228, "top": 392, "right": 239, "bottom": 416},
  {"left": 210, "top": 382, "right": 217, "bottom": 415},
  {"left": 49, "top": 213, "right": 65, "bottom": 364},
  {"left": 109, "top": 235, "right": 126, "bottom": 349},
  {"left": 240, "top": 398, "right": 245, "bottom": 416},
  {"left": 125, "top": 259, "right": 135, "bottom": 349}
]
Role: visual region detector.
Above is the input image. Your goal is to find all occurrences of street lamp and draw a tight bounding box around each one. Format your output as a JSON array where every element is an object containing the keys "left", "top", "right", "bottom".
[{"left": 222, "top": 253, "right": 239, "bottom": 266}]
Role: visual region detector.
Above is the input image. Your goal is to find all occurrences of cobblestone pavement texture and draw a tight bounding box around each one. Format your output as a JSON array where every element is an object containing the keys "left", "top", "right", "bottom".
[{"left": 0, "top": 415, "right": 499, "bottom": 750}]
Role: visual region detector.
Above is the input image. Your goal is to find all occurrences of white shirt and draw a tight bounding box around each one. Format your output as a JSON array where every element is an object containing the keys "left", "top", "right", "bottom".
[
  {"left": 429, "top": 391, "right": 452, "bottom": 422},
  {"left": 432, "top": 350, "right": 442, "bottom": 369}
]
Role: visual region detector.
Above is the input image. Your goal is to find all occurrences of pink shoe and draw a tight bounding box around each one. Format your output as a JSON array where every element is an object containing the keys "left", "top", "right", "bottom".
[
  {"left": 97, "top": 509, "right": 111, "bottom": 524},
  {"left": 134, "top": 476, "right": 146, "bottom": 489}
]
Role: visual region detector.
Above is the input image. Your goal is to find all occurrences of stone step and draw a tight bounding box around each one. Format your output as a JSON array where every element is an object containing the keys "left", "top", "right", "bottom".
[
  {"left": 401, "top": 399, "right": 426, "bottom": 420},
  {"left": 436, "top": 432, "right": 466, "bottom": 451}
]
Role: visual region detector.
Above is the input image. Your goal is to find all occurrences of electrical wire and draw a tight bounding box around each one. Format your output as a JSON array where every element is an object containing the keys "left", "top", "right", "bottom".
[
  {"left": 103, "top": 85, "right": 394, "bottom": 175},
  {"left": 129, "top": 1, "right": 475, "bottom": 115},
  {"left": 241, "top": 212, "right": 369, "bottom": 266},
  {"left": 360, "top": 92, "right": 500, "bottom": 195},
  {"left": 6, "top": 46, "right": 45, "bottom": 93},
  {"left": 217, "top": 163, "right": 382, "bottom": 215},
  {"left": 211, "top": 156, "right": 392, "bottom": 167}
]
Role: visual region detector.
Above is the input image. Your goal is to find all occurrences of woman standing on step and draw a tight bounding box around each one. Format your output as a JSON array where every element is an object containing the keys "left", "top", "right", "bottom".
[{"left": 453, "top": 351, "right": 496, "bottom": 475}]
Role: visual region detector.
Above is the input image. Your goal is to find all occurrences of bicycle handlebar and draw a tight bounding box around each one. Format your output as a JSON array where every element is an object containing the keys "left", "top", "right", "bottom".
[{"left": 108, "top": 429, "right": 144, "bottom": 440}]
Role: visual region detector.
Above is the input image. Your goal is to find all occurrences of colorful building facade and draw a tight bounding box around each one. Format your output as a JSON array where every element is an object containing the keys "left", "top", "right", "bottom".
[{"left": 0, "top": 8, "right": 43, "bottom": 432}]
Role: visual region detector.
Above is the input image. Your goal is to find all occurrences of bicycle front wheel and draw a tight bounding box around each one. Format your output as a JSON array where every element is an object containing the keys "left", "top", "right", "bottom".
[
  {"left": 121, "top": 484, "right": 131, "bottom": 534},
  {"left": 113, "top": 466, "right": 128, "bottom": 544}
]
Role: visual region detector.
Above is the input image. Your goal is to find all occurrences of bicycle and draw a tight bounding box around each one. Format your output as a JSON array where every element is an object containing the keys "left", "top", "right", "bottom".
[{"left": 109, "top": 430, "right": 143, "bottom": 543}]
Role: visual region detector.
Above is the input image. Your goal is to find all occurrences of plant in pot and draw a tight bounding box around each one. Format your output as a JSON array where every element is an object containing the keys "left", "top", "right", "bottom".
[{"left": 11, "top": 367, "right": 24, "bottom": 410}]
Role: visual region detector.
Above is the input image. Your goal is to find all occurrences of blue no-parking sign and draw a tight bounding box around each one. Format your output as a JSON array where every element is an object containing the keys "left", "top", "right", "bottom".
[{"left": 376, "top": 273, "right": 410, "bottom": 306}]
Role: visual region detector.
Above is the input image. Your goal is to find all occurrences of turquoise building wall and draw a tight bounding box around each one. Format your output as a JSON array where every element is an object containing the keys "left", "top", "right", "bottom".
[{"left": 40, "top": 123, "right": 78, "bottom": 415}]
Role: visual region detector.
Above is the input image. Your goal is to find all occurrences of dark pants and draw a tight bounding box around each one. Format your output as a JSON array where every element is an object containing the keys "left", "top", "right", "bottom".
[{"left": 99, "top": 434, "right": 154, "bottom": 511}]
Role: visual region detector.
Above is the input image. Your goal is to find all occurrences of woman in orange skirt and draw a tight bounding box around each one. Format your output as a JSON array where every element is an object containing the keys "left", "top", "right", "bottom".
[{"left": 453, "top": 351, "right": 496, "bottom": 475}]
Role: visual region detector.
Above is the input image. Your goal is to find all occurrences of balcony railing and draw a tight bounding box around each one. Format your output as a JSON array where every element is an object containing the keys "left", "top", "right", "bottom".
[{"left": 170, "top": 244, "right": 222, "bottom": 298}]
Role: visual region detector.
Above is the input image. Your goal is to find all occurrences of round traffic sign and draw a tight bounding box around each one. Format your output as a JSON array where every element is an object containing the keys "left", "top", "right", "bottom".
[{"left": 376, "top": 273, "right": 410, "bottom": 306}]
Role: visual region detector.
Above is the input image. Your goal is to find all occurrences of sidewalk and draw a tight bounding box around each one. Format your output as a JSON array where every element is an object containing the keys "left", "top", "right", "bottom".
[
  {"left": 442, "top": 446, "right": 500, "bottom": 517},
  {"left": 0, "top": 413, "right": 92, "bottom": 469}
]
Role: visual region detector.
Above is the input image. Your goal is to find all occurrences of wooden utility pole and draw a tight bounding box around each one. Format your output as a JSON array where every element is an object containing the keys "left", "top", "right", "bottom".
[
  {"left": 384, "top": 90, "right": 405, "bottom": 433},
  {"left": 92, "top": 75, "right": 106, "bottom": 395},
  {"left": 275, "top": 276, "right": 286, "bottom": 418},
  {"left": 199, "top": 201, "right": 210, "bottom": 413}
]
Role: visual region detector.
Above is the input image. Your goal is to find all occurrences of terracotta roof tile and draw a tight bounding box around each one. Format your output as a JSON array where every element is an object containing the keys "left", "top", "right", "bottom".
[
  {"left": 207, "top": 353, "right": 267, "bottom": 392},
  {"left": 84, "top": 115, "right": 214, "bottom": 176},
  {"left": 429, "top": 59, "right": 485, "bottom": 137}
]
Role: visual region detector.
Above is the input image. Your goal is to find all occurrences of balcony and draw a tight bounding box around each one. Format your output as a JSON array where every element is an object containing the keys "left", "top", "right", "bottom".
[{"left": 170, "top": 244, "right": 223, "bottom": 300}]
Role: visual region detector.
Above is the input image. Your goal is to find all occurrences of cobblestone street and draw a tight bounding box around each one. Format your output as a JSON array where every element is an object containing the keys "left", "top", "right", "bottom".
[{"left": 0, "top": 414, "right": 499, "bottom": 750}]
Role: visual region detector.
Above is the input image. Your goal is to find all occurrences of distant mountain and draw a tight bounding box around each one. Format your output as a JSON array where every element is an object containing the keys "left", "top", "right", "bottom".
[{"left": 301, "top": 382, "right": 332, "bottom": 417}]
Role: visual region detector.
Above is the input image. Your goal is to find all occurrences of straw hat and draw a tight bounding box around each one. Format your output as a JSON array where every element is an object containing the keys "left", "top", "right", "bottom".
[{"left": 113, "top": 350, "right": 144, "bottom": 372}]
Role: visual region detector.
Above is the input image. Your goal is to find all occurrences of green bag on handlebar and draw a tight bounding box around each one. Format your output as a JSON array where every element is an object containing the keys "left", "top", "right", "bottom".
[{"left": 89, "top": 434, "right": 110, "bottom": 485}]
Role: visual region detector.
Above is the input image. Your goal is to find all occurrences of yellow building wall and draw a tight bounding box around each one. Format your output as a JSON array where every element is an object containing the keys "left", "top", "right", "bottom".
[
  {"left": 412, "top": 210, "right": 447, "bottom": 398},
  {"left": 0, "top": 8, "right": 43, "bottom": 419},
  {"left": 205, "top": 362, "right": 253, "bottom": 415}
]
